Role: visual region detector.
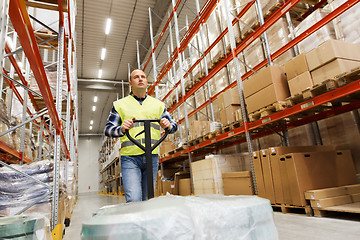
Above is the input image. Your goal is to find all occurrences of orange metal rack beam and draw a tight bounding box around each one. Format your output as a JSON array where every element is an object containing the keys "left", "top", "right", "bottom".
[
  {"left": 0, "top": 141, "right": 32, "bottom": 163},
  {"left": 8, "top": 0, "right": 69, "bottom": 155}
]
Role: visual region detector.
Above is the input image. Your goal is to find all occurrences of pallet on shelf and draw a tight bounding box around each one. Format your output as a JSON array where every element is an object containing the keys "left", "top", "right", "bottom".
[
  {"left": 272, "top": 204, "right": 313, "bottom": 216},
  {"left": 248, "top": 101, "right": 287, "bottom": 121}
]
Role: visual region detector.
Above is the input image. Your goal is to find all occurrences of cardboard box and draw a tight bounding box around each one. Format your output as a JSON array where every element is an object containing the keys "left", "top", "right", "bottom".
[
  {"left": 235, "top": 108, "right": 242, "bottom": 122},
  {"left": 220, "top": 105, "right": 240, "bottom": 126},
  {"left": 282, "top": 151, "right": 339, "bottom": 206},
  {"left": 245, "top": 82, "right": 290, "bottom": 113},
  {"left": 288, "top": 71, "right": 313, "bottom": 96},
  {"left": 335, "top": 150, "right": 358, "bottom": 186},
  {"left": 217, "top": 92, "right": 225, "bottom": 110},
  {"left": 259, "top": 149, "right": 276, "bottom": 204},
  {"left": 344, "top": 184, "right": 360, "bottom": 194},
  {"left": 189, "top": 120, "right": 216, "bottom": 139},
  {"left": 310, "top": 195, "right": 352, "bottom": 208},
  {"left": 222, "top": 87, "right": 241, "bottom": 109},
  {"left": 304, "top": 186, "right": 347, "bottom": 200},
  {"left": 285, "top": 53, "right": 310, "bottom": 79},
  {"left": 160, "top": 141, "right": 174, "bottom": 155},
  {"left": 269, "top": 146, "right": 333, "bottom": 204},
  {"left": 243, "top": 65, "right": 287, "bottom": 98},
  {"left": 162, "top": 180, "right": 175, "bottom": 195},
  {"left": 222, "top": 171, "right": 254, "bottom": 195},
  {"left": 179, "top": 178, "right": 191, "bottom": 196},
  {"left": 174, "top": 172, "right": 191, "bottom": 195},
  {"left": 252, "top": 151, "right": 266, "bottom": 198},
  {"left": 311, "top": 59, "right": 360, "bottom": 85},
  {"left": 306, "top": 40, "right": 360, "bottom": 71},
  {"left": 351, "top": 193, "right": 360, "bottom": 202}
]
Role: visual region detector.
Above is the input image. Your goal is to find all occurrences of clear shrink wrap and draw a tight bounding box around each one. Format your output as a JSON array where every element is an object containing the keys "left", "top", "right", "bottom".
[
  {"left": 294, "top": 9, "right": 336, "bottom": 53},
  {"left": 326, "top": 0, "right": 360, "bottom": 44},
  {"left": 243, "top": 38, "right": 265, "bottom": 69},
  {"left": 0, "top": 100, "right": 13, "bottom": 147},
  {"left": 81, "top": 195, "right": 278, "bottom": 240}
]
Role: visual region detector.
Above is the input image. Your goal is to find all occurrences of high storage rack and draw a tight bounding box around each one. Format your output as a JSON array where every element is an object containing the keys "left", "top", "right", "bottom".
[
  {"left": 0, "top": 0, "right": 78, "bottom": 232},
  {"left": 98, "top": 137, "right": 123, "bottom": 195},
  {"left": 138, "top": 0, "right": 360, "bottom": 194}
]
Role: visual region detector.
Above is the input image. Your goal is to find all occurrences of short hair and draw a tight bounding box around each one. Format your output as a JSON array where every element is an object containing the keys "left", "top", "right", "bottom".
[{"left": 130, "top": 69, "right": 146, "bottom": 81}]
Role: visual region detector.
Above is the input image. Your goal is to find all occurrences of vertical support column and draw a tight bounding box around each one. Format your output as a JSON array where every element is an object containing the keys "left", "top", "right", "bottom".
[
  {"left": 148, "top": 8, "right": 159, "bottom": 98},
  {"left": 20, "top": 59, "right": 31, "bottom": 163},
  {"left": 136, "top": 40, "right": 141, "bottom": 69},
  {"left": 7, "top": 31, "right": 17, "bottom": 117},
  {"left": 38, "top": 119, "right": 44, "bottom": 161},
  {"left": 0, "top": 0, "right": 9, "bottom": 96},
  {"left": 172, "top": 0, "right": 194, "bottom": 193},
  {"left": 285, "top": 12, "right": 299, "bottom": 56},
  {"left": 311, "top": 122, "right": 323, "bottom": 146},
  {"left": 224, "top": 0, "right": 257, "bottom": 194},
  {"left": 254, "top": 0, "right": 272, "bottom": 65},
  {"left": 51, "top": 25, "right": 64, "bottom": 230},
  {"left": 281, "top": 121, "right": 290, "bottom": 146},
  {"left": 195, "top": 0, "right": 215, "bottom": 121}
]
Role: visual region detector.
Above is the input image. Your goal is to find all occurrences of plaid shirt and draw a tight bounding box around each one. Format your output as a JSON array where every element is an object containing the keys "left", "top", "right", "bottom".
[{"left": 104, "top": 93, "right": 177, "bottom": 137}]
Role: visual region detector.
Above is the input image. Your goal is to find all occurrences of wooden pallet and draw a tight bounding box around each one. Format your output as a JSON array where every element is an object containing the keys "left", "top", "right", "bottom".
[
  {"left": 335, "top": 66, "right": 360, "bottom": 86},
  {"left": 312, "top": 202, "right": 360, "bottom": 217},
  {"left": 248, "top": 101, "right": 287, "bottom": 121},
  {"left": 222, "top": 121, "right": 242, "bottom": 132},
  {"left": 202, "top": 129, "right": 222, "bottom": 141},
  {"left": 272, "top": 204, "right": 313, "bottom": 216}
]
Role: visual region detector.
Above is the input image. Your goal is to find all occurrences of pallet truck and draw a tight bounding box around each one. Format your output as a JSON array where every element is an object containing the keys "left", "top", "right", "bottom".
[{"left": 125, "top": 119, "right": 169, "bottom": 199}]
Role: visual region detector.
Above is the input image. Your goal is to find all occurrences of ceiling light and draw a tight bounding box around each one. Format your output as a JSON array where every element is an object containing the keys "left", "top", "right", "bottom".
[
  {"left": 92, "top": 106, "right": 96, "bottom": 111},
  {"left": 101, "top": 48, "right": 106, "bottom": 60},
  {"left": 94, "top": 96, "right": 98, "bottom": 102},
  {"left": 90, "top": 120, "right": 94, "bottom": 125},
  {"left": 89, "top": 126, "right": 93, "bottom": 130},
  {"left": 98, "top": 69, "right": 102, "bottom": 78},
  {"left": 105, "top": 18, "right": 112, "bottom": 35}
]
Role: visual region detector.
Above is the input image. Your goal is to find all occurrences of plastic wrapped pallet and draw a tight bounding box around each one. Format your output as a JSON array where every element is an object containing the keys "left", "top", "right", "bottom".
[
  {"left": 294, "top": 9, "right": 336, "bottom": 53},
  {"left": 243, "top": 38, "right": 265, "bottom": 69},
  {"left": 326, "top": 0, "right": 360, "bottom": 44},
  {"left": 81, "top": 195, "right": 278, "bottom": 240},
  {"left": 0, "top": 100, "right": 13, "bottom": 147},
  {"left": 267, "top": 17, "right": 294, "bottom": 65},
  {"left": 191, "top": 155, "right": 245, "bottom": 195},
  {"left": 228, "top": 58, "right": 246, "bottom": 83}
]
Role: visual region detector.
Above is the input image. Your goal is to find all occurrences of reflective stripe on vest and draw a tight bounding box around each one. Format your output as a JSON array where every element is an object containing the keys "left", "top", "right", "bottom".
[
  {"left": 121, "top": 138, "right": 159, "bottom": 148},
  {"left": 113, "top": 95, "right": 165, "bottom": 156}
]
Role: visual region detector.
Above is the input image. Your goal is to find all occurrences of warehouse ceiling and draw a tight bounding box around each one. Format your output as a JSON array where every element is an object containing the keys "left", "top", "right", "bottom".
[{"left": 76, "top": 0, "right": 207, "bottom": 135}]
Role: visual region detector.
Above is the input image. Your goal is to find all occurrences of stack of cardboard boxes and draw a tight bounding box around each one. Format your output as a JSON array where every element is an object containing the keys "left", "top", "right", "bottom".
[
  {"left": 252, "top": 146, "right": 358, "bottom": 206},
  {"left": 305, "top": 184, "right": 360, "bottom": 209},
  {"left": 217, "top": 87, "right": 241, "bottom": 125},
  {"left": 243, "top": 65, "right": 289, "bottom": 113},
  {"left": 285, "top": 40, "right": 360, "bottom": 96}
]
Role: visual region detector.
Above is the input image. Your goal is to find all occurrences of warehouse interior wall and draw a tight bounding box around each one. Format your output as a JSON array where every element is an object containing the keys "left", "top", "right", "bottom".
[{"left": 78, "top": 136, "right": 103, "bottom": 193}]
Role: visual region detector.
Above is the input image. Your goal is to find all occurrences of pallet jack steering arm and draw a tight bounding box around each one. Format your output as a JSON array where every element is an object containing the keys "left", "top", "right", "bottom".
[{"left": 125, "top": 119, "right": 169, "bottom": 199}]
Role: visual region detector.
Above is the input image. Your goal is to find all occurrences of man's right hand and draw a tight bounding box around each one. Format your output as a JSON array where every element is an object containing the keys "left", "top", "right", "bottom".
[{"left": 121, "top": 118, "right": 134, "bottom": 134}]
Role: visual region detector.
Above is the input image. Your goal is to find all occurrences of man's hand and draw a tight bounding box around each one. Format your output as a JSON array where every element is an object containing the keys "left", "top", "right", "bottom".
[
  {"left": 160, "top": 118, "right": 171, "bottom": 130},
  {"left": 121, "top": 118, "right": 134, "bottom": 134}
]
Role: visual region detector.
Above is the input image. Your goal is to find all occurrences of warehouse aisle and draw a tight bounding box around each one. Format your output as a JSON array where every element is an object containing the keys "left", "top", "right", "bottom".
[
  {"left": 63, "top": 192, "right": 125, "bottom": 239},
  {"left": 63, "top": 193, "right": 360, "bottom": 239}
]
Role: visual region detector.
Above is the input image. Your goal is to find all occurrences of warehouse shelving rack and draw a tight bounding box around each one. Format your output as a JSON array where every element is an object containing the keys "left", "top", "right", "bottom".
[
  {"left": 139, "top": 0, "right": 360, "bottom": 194},
  {"left": 0, "top": 0, "right": 78, "bottom": 232}
]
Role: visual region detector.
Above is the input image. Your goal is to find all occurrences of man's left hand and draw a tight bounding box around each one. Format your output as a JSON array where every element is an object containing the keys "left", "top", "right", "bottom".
[{"left": 160, "top": 118, "right": 171, "bottom": 130}]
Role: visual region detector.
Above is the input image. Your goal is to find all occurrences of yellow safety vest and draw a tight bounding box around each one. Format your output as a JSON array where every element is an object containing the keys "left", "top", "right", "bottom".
[{"left": 113, "top": 95, "right": 165, "bottom": 155}]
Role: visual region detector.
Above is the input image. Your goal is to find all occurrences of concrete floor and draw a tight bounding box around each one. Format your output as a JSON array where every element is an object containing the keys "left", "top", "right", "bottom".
[{"left": 63, "top": 192, "right": 360, "bottom": 240}]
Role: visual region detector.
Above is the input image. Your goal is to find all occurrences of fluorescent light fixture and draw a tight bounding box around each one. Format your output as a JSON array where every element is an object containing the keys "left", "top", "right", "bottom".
[
  {"left": 101, "top": 48, "right": 106, "bottom": 60},
  {"left": 90, "top": 120, "right": 94, "bottom": 125},
  {"left": 105, "top": 18, "right": 112, "bottom": 35},
  {"left": 98, "top": 69, "right": 102, "bottom": 78},
  {"left": 89, "top": 126, "right": 93, "bottom": 130},
  {"left": 92, "top": 106, "right": 96, "bottom": 111},
  {"left": 94, "top": 96, "right": 98, "bottom": 102}
]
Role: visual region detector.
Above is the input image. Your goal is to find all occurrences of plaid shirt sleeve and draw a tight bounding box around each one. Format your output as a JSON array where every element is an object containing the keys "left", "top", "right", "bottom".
[
  {"left": 104, "top": 106, "right": 124, "bottom": 137},
  {"left": 161, "top": 108, "right": 178, "bottom": 134}
]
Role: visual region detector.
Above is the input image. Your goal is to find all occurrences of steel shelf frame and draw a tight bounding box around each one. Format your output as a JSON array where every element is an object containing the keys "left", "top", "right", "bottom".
[
  {"left": 150, "top": 0, "right": 360, "bottom": 164},
  {"left": 1, "top": 0, "right": 78, "bottom": 231}
]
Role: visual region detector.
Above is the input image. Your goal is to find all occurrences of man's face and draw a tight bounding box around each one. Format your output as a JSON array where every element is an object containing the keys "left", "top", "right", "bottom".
[{"left": 130, "top": 70, "right": 148, "bottom": 90}]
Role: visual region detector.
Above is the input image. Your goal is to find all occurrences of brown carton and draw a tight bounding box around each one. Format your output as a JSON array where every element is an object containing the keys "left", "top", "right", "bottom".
[
  {"left": 288, "top": 71, "right": 314, "bottom": 96},
  {"left": 304, "top": 186, "right": 347, "bottom": 200},
  {"left": 222, "top": 87, "right": 240, "bottom": 108},
  {"left": 174, "top": 172, "right": 191, "bottom": 195},
  {"left": 252, "top": 151, "right": 266, "bottom": 198},
  {"left": 245, "top": 82, "right": 290, "bottom": 113},
  {"left": 306, "top": 39, "right": 360, "bottom": 71},
  {"left": 335, "top": 150, "right": 358, "bottom": 186},
  {"left": 243, "top": 65, "right": 287, "bottom": 98},
  {"left": 311, "top": 59, "right": 360, "bottom": 85},
  {"left": 281, "top": 151, "right": 338, "bottom": 206},
  {"left": 310, "top": 195, "right": 352, "bottom": 208},
  {"left": 160, "top": 141, "right": 174, "bottom": 155},
  {"left": 162, "top": 180, "right": 175, "bottom": 195},
  {"left": 285, "top": 53, "right": 309, "bottom": 79},
  {"left": 179, "top": 178, "right": 191, "bottom": 196},
  {"left": 260, "top": 149, "right": 276, "bottom": 204},
  {"left": 222, "top": 171, "right": 254, "bottom": 195}
]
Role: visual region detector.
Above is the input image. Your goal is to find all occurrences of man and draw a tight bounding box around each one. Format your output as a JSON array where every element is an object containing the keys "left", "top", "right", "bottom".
[{"left": 105, "top": 69, "right": 177, "bottom": 202}]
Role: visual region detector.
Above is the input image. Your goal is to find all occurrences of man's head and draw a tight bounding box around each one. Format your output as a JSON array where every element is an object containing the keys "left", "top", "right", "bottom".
[{"left": 130, "top": 69, "right": 148, "bottom": 95}]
